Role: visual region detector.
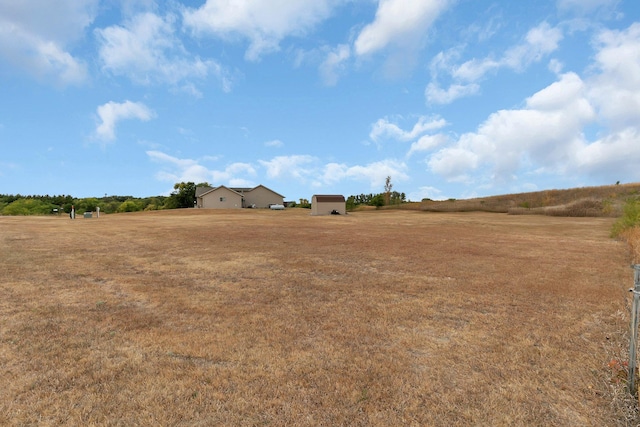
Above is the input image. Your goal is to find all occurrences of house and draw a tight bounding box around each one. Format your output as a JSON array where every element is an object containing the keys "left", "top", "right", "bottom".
[
  {"left": 311, "top": 194, "right": 346, "bottom": 215},
  {"left": 196, "top": 185, "right": 285, "bottom": 209}
]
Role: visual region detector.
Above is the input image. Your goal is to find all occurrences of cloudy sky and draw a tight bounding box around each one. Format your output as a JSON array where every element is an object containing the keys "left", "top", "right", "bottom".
[{"left": 1, "top": 0, "right": 638, "bottom": 201}]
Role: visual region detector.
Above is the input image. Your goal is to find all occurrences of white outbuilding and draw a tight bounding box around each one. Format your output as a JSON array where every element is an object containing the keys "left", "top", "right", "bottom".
[{"left": 311, "top": 195, "right": 346, "bottom": 216}]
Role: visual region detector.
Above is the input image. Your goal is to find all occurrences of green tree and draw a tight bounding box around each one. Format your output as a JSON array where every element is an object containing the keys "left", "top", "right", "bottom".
[
  {"left": 169, "top": 182, "right": 197, "bottom": 209},
  {"left": 2, "top": 199, "right": 56, "bottom": 215},
  {"left": 75, "top": 197, "right": 100, "bottom": 213},
  {"left": 390, "top": 191, "right": 406, "bottom": 205},
  {"left": 102, "top": 201, "right": 121, "bottom": 214},
  {"left": 370, "top": 194, "right": 385, "bottom": 208},
  {"left": 346, "top": 195, "right": 357, "bottom": 211},
  {"left": 117, "top": 199, "right": 143, "bottom": 213},
  {"left": 298, "top": 198, "right": 311, "bottom": 209}
]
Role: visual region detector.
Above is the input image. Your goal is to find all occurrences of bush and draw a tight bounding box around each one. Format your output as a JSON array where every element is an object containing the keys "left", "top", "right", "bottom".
[
  {"left": 369, "top": 194, "right": 385, "bottom": 208},
  {"left": 117, "top": 200, "right": 143, "bottom": 213},
  {"left": 612, "top": 198, "right": 640, "bottom": 237},
  {"left": 1, "top": 199, "right": 57, "bottom": 215}
]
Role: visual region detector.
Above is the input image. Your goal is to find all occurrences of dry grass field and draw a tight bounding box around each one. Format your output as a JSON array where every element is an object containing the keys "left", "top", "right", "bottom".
[
  {"left": 1, "top": 208, "right": 638, "bottom": 426},
  {"left": 418, "top": 182, "right": 640, "bottom": 216}
]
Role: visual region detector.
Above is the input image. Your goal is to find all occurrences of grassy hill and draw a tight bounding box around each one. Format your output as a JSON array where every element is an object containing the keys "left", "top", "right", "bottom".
[{"left": 416, "top": 182, "right": 640, "bottom": 217}]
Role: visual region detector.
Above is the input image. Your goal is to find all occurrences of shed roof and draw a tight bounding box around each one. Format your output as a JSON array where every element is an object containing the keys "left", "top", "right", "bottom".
[{"left": 313, "top": 195, "right": 345, "bottom": 202}]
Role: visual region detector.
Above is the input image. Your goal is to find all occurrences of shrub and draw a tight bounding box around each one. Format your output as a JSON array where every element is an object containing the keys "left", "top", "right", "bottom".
[
  {"left": 117, "top": 200, "right": 143, "bottom": 213},
  {"left": 2, "top": 199, "right": 57, "bottom": 215},
  {"left": 611, "top": 198, "right": 640, "bottom": 237}
]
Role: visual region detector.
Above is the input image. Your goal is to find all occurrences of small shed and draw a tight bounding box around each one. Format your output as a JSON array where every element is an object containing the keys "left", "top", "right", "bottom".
[{"left": 311, "top": 195, "right": 346, "bottom": 216}]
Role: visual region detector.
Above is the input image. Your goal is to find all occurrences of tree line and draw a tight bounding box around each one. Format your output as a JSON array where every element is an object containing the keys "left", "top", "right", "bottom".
[
  {"left": 345, "top": 191, "right": 406, "bottom": 209},
  {"left": 0, "top": 178, "right": 407, "bottom": 215},
  {"left": 0, "top": 193, "right": 169, "bottom": 215},
  {"left": 0, "top": 182, "right": 216, "bottom": 215}
]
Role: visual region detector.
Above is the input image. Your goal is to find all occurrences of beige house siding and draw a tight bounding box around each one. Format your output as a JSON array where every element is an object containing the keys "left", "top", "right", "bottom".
[
  {"left": 311, "top": 195, "right": 346, "bottom": 215},
  {"left": 196, "top": 184, "right": 284, "bottom": 209},
  {"left": 200, "top": 186, "right": 243, "bottom": 209},
  {"left": 244, "top": 185, "right": 284, "bottom": 208}
]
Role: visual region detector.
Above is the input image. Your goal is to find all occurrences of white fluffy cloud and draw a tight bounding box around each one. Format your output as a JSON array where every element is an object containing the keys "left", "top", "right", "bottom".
[
  {"left": 259, "top": 155, "right": 318, "bottom": 180},
  {"left": 183, "top": 0, "right": 337, "bottom": 61},
  {"left": 370, "top": 115, "right": 447, "bottom": 143},
  {"left": 425, "top": 82, "right": 480, "bottom": 104},
  {"left": 503, "top": 22, "right": 563, "bottom": 71},
  {"left": 427, "top": 145, "right": 480, "bottom": 183},
  {"left": 575, "top": 128, "right": 640, "bottom": 177},
  {"left": 148, "top": 151, "right": 411, "bottom": 194},
  {"left": 428, "top": 22, "right": 563, "bottom": 104},
  {"left": 147, "top": 150, "right": 257, "bottom": 185},
  {"left": 428, "top": 72, "right": 594, "bottom": 181},
  {"left": 95, "top": 100, "right": 155, "bottom": 141},
  {"left": 321, "top": 159, "right": 409, "bottom": 189},
  {"left": 96, "top": 12, "right": 227, "bottom": 90},
  {"left": 0, "top": 0, "right": 97, "bottom": 85},
  {"left": 319, "top": 44, "right": 351, "bottom": 86},
  {"left": 457, "top": 22, "right": 562, "bottom": 78},
  {"left": 588, "top": 23, "right": 640, "bottom": 131},
  {"left": 572, "top": 23, "right": 640, "bottom": 179},
  {"left": 408, "top": 134, "right": 449, "bottom": 157},
  {"left": 425, "top": 22, "right": 640, "bottom": 186},
  {"left": 354, "top": 0, "right": 450, "bottom": 56}
]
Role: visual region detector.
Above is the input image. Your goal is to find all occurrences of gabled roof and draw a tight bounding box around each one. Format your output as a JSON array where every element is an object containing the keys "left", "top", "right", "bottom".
[
  {"left": 197, "top": 184, "right": 285, "bottom": 199},
  {"left": 246, "top": 184, "right": 285, "bottom": 198},
  {"left": 313, "top": 195, "right": 345, "bottom": 202},
  {"left": 195, "top": 186, "right": 213, "bottom": 197},
  {"left": 196, "top": 185, "right": 243, "bottom": 198}
]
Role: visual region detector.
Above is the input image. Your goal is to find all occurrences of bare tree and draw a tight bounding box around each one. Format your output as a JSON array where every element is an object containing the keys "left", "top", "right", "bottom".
[{"left": 384, "top": 176, "right": 392, "bottom": 206}]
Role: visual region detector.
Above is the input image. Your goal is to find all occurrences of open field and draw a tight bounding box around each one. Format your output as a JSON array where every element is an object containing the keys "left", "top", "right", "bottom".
[{"left": 0, "top": 209, "right": 637, "bottom": 426}]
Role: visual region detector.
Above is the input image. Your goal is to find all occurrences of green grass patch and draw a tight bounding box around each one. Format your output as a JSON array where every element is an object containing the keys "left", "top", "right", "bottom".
[{"left": 611, "top": 197, "right": 640, "bottom": 237}]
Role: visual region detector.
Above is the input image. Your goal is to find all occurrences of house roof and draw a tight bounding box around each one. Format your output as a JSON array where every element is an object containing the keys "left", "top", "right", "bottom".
[
  {"left": 196, "top": 185, "right": 243, "bottom": 198},
  {"left": 195, "top": 186, "right": 213, "bottom": 197},
  {"left": 196, "top": 184, "right": 285, "bottom": 199},
  {"left": 313, "top": 195, "right": 345, "bottom": 202},
  {"left": 247, "top": 184, "right": 285, "bottom": 198}
]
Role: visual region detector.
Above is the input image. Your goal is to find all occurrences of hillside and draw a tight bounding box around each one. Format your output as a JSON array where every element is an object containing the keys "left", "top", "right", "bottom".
[{"left": 418, "top": 182, "right": 640, "bottom": 217}]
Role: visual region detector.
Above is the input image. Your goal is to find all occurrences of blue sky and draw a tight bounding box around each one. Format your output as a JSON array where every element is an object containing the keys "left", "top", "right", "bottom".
[{"left": 1, "top": 0, "right": 639, "bottom": 202}]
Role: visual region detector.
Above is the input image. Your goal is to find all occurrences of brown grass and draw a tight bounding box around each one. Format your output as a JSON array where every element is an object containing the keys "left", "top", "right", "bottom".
[
  {"left": 1, "top": 209, "right": 638, "bottom": 426},
  {"left": 621, "top": 228, "right": 640, "bottom": 265},
  {"left": 419, "top": 182, "right": 640, "bottom": 216}
]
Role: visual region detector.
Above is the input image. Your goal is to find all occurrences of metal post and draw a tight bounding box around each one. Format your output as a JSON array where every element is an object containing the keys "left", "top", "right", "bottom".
[{"left": 629, "top": 265, "right": 640, "bottom": 394}]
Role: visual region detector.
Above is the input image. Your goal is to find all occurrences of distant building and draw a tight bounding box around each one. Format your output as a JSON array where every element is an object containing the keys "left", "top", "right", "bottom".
[
  {"left": 311, "top": 195, "right": 346, "bottom": 216},
  {"left": 196, "top": 185, "right": 285, "bottom": 209}
]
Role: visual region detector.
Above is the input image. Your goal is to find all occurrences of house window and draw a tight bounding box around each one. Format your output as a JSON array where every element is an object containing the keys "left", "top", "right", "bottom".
[{"left": 220, "top": 197, "right": 226, "bottom": 202}]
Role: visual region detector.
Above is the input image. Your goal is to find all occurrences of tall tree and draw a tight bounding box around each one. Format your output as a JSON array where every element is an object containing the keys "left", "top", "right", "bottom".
[
  {"left": 170, "top": 182, "right": 197, "bottom": 208},
  {"left": 384, "top": 176, "right": 392, "bottom": 206}
]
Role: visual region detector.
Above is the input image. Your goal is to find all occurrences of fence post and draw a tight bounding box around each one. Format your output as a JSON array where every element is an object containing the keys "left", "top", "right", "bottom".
[{"left": 629, "top": 265, "right": 640, "bottom": 394}]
